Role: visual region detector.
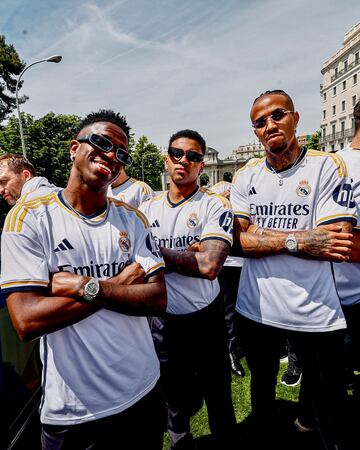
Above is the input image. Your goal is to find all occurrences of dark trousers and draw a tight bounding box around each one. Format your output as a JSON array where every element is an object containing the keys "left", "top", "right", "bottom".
[
  {"left": 342, "top": 301, "right": 360, "bottom": 372},
  {"left": 236, "top": 313, "right": 349, "bottom": 450},
  {"left": 217, "top": 266, "right": 244, "bottom": 358},
  {"left": 150, "top": 297, "right": 236, "bottom": 449},
  {"left": 41, "top": 382, "right": 166, "bottom": 450}
]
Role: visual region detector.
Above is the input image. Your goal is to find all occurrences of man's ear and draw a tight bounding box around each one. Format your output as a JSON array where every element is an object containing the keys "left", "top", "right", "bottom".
[
  {"left": 199, "top": 162, "right": 205, "bottom": 174},
  {"left": 21, "top": 169, "right": 33, "bottom": 182},
  {"left": 69, "top": 139, "right": 80, "bottom": 161}
]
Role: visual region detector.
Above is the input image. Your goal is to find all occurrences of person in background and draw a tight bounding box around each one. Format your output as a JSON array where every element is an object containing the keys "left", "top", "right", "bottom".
[
  {"left": 108, "top": 165, "right": 154, "bottom": 208},
  {"left": 210, "top": 178, "right": 245, "bottom": 377},
  {"left": 0, "top": 153, "right": 56, "bottom": 205},
  {"left": 333, "top": 98, "right": 360, "bottom": 395}
]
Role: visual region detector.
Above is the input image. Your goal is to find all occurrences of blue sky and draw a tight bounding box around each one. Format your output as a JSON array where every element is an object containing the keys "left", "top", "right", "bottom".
[{"left": 1, "top": 0, "right": 359, "bottom": 157}]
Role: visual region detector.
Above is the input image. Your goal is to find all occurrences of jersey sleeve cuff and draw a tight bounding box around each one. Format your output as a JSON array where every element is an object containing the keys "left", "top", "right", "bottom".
[{"left": 316, "top": 215, "right": 357, "bottom": 226}]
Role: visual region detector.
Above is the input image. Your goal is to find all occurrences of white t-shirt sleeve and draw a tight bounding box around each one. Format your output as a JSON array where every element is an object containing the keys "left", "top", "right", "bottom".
[
  {"left": 200, "top": 196, "right": 233, "bottom": 246},
  {"left": 315, "top": 156, "right": 357, "bottom": 226},
  {"left": 132, "top": 210, "right": 165, "bottom": 277},
  {"left": 1, "top": 210, "right": 49, "bottom": 293},
  {"left": 230, "top": 172, "right": 250, "bottom": 222}
]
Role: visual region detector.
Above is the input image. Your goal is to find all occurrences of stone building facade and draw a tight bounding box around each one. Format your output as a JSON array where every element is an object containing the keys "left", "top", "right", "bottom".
[{"left": 320, "top": 21, "right": 360, "bottom": 152}]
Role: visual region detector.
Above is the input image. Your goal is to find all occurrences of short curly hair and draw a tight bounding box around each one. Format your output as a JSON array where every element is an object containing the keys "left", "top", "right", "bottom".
[
  {"left": 77, "top": 109, "right": 131, "bottom": 139},
  {"left": 252, "top": 89, "right": 295, "bottom": 111},
  {"left": 168, "top": 129, "right": 206, "bottom": 154}
]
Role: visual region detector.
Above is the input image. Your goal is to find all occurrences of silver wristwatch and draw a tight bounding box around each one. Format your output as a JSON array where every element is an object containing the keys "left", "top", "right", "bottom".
[
  {"left": 285, "top": 234, "right": 298, "bottom": 253},
  {"left": 83, "top": 277, "right": 100, "bottom": 302}
]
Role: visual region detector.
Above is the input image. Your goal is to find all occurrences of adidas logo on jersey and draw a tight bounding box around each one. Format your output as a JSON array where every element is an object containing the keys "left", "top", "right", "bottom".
[
  {"left": 54, "top": 238, "right": 74, "bottom": 253},
  {"left": 151, "top": 219, "right": 160, "bottom": 228},
  {"left": 248, "top": 187, "right": 257, "bottom": 196}
]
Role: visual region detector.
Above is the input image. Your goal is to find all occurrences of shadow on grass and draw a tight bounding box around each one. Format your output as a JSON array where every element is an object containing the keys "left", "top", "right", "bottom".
[{"left": 193, "top": 394, "right": 359, "bottom": 450}]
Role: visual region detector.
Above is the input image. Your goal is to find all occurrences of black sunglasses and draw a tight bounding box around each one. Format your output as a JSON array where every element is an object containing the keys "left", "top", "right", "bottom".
[
  {"left": 77, "top": 134, "right": 132, "bottom": 166},
  {"left": 252, "top": 108, "right": 294, "bottom": 129},
  {"left": 168, "top": 147, "right": 204, "bottom": 163}
]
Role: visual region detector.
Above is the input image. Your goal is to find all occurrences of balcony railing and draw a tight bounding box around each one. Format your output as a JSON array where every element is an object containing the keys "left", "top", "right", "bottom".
[
  {"left": 319, "top": 127, "right": 355, "bottom": 144},
  {"left": 331, "top": 58, "right": 359, "bottom": 82}
]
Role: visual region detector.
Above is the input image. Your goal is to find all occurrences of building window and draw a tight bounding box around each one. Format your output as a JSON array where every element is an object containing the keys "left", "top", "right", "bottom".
[
  {"left": 342, "top": 80, "right": 346, "bottom": 90},
  {"left": 344, "top": 60, "right": 348, "bottom": 71},
  {"left": 331, "top": 144, "right": 335, "bottom": 152},
  {"left": 323, "top": 110, "right": 326, "bottom": 119},
  {"left": 353, "top": 95, "right": 357, "bottom": 107},
  {"left": 340, "top": 142, "right": 344, "bottom": 149},
  {"left": 322, "top": 128, "right": 326, "bottom": 138},
  {"left": 335, "top": 67, "right": 338, "bottom": 78},
  {"left": 342, "top": 100, "right": 345, "bottom": 111},
  {"left": 323, "top": 92, "right": 327, "bottom": 101},
  {"left": 322, "top": 147, "right": 325, "bottom": 151},
  {"left": 332, "top": 105, "right": 336, "bottom": 115},
  {"left": 354, "top": 73, "right": 358, "bottom": 84},
  {"left": 356, "top": 52, "right": 359, "bottom": 64},
  {"left": 332, "top": 124, "right": 336, "bottom": 135},
  {"left": 333, "top": 86, "right": 337, "bottom": 96},
  {"left": 352, "top": 118, "right": 355, "bottom": 129},
  {"left": 341, "top": 121, "right": 345, "bottom": 132}
]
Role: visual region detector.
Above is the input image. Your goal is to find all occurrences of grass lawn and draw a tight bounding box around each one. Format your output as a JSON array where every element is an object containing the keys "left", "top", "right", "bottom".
[{"left": 162, "top": 359, "right": 359, "bottom": 450}]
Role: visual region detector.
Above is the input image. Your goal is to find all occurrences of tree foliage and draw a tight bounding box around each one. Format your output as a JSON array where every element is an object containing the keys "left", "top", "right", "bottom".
[
  {"left": 306, "top": 131, "right": 321, "bottom": 151},
  {"left": 200, "top": 173, "right": 210, "bottom": 187},
  {"left": 0, "top": 35, "right": 27, "bottom": 123},
  {"left": 126, "top": 136, "right": 164, "bottom": 191},
  {"left": 0, "top": 112, "right": 80, "bottom": 187}
]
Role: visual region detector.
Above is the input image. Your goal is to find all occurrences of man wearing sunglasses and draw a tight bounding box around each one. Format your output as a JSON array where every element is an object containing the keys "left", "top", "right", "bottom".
[
  {"left": 230, "top": 90, "right": 356, "bottom": 449},
  {"left": 140, "top": 129, "right": 236, "bottom": 449},
  {"left": 1, "top": 109, "right": 167, "bottom": 449}
]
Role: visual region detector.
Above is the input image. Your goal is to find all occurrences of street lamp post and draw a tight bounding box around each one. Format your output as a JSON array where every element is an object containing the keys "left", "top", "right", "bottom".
[
  {"left": 141, "top": 152, "right": 159, "bottom": 182},
  {"left": 15, "top": 55, "right": 62, "bottom": 158}
]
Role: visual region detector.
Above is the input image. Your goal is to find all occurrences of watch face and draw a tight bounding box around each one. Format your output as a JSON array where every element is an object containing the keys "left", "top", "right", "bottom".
[
  {"left": 286, "top": 236, "right": 297, "bottom": 251},
  {"left": 87, "top": 281, "right": 99, "bottom": 296}
]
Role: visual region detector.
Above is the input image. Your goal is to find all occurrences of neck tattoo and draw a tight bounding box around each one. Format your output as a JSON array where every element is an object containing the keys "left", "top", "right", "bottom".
[
  {"left": 268, "top": 150, "right": 303, "bottom": 186},
  {"left": 62, "top": 191, "right": 110, "bottom": 226}
]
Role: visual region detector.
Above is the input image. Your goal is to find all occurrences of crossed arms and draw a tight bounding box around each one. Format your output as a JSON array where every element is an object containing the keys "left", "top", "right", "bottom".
[{"left": 6, "top": 263, "right": 166, "bottom": 342}]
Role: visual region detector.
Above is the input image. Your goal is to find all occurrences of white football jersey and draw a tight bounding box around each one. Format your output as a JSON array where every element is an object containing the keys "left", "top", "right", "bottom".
[
  {"left": 231, "top": 148, "right": 357, "bottom": 332},
  {"left": 210, "top": 181, "right": 231, "bottom": 196},
  {"left": 333, "top": 147, "right": 360, "bottom": 306},
  {"left": 1, "top": 190, "right": 165, "bottom": 425},
  {"left": 108, "top": 176, "right": 154, "bottom": 208},
  {"left": 210, "top": 182, "right": 243, "bottom": 267},
  {"left": 140, "top": 187, "right": 234, "bottom": 314}
]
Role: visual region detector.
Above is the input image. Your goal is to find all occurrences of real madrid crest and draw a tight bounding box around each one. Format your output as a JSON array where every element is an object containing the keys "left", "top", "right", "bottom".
[
  {"left": 296, "top": 179, "right": 311, "bottom": 197},
  {"left": 118, "top": 230, "right": 131, "bottom": 253},
  {"left": 187, "top": 212, "right": 199, "bottom": 228}
]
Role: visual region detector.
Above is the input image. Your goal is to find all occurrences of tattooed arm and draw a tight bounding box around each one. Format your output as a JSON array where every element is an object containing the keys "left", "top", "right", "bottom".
[
  {"left": 233, "top": 217, "right": 353, "bottom": 262},
  {"left": 160, "top": 239, "right": 230, "bottom": 280}
]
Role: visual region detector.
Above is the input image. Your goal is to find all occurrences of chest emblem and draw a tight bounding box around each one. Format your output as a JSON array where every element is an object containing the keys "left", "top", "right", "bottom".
[
  {"left": 119, "top": 230, "right": 131, "bottom": 253},
  {"left": 187, "top": 212, "right": 199, "bottom": 228},
  {"left": 296, "top": 180, "right": 311, "bottom": 197}
]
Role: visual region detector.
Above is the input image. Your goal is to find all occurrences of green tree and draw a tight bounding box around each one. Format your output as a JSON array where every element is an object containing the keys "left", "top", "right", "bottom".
[
  {"left": 223, "top": 172, "right": 233, "bottom": 182},
  {"left": 200, "top": 173, "right": 209, "bottom": 187},
  {"left": 126, "top": 136, "right": 164, "bottom": 190},
  {"left": 306, "top": 131, "right": 321, "bottom": 151},
  {"left": 0, "top": 112, "right": 80, "bottom": 187},
  {"left": 0, "top": 35, "right": 27, "bottom": 123}
]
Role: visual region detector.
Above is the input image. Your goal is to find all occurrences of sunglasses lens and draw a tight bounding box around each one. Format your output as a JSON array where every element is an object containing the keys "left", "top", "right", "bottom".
[
  {"left": 90, "top": 134, "right": 113, "bottom": 152},
  {"left": 187, "top": 151, "right": 204, "bottom": 162},
  {"left": 253, "top": 118, "right": 266, "bottom": 129},
  {"left": 271, "top": 109, "right": 286, "bottom": 121},
  {"left": 116, "top": 149, "right": 133, "bottom": 166},
  {"left": 168, "top": 147, "right": 184, "bottom": 159}
]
